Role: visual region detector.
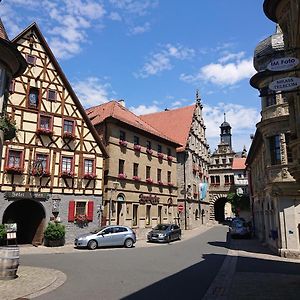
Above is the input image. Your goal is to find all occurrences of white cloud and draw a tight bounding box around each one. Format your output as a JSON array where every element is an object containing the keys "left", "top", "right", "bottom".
[
  {"left": 129, "top": 22, "right": 151, "bottom": 35},
  {"left": 180, "top": 57, "right": 255, "bottom": 86},
  {"left": 72, "top": 77, "right": 113, "bottom": 108},
  {"left": 203, "top": 103, "right": 260, "bottom": 152},
  {"left": 130, "top": 104, "right": 160, "bottom": 115},
  {"left": 109, "top": 0, "right": 158, "bottom": 16},
  {"left": 136, "top": 43, "right": 195, "bottom": 78},
  {"left": 108, "top": 12, "right": 122, "bottom": 21},
  {"left": 218, "top": 51, "right": 245, "bottom": 63}
]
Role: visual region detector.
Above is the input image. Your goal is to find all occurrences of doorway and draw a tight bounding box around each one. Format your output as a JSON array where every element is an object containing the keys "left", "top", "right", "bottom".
[{"left": 3, "top": 199, "right": 46, "bottom": 244}]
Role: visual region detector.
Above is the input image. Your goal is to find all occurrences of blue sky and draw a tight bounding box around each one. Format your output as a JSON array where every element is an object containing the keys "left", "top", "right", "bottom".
[{"left": 1, "top": 0, "right": 275, "bottom": 152}]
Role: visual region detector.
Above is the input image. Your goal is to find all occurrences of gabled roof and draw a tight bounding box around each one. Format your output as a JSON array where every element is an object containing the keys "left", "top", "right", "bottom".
[
  {"left": 0, "top": 18, "right": 9, "bottom": 40},
  {"left": 140, "top": 105, "right": 195, "bottom": 151},
  {"left": 232, "top": 158, "right": 246, "bottom": 170},
  {"left": 12, "top": 22, "right": 108, "bottom": 158},
  {"left": 87, "top": 101, "right": 181, "bottom": 146}
]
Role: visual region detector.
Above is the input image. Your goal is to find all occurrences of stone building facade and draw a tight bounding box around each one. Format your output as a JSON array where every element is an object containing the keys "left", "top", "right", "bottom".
[
  {"left": 140, "top": 92, "right": 210, "bottom": 230},
  {"left": 87, "top": 101, "right": 180, "bottom": 238},
  {"left": 248, "top": 4, "right": 300, "bottom": 258},
  {"left": 0, "top": 23, "right": 107, "bottom": 244}
]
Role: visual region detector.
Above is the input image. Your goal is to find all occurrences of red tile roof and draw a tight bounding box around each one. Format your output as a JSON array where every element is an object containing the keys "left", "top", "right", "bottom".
[
  {"left": 0, "top": 18, "right": 9, "bottom": 41},
  {"left": 232, "top": 158, "right": 246, "bottom": 170},
  {"left": 86, "top": 101, "right": 180, "bottom": 146},
  {"left": 140, "top": 105, "right": 195, "bottom": 151}
]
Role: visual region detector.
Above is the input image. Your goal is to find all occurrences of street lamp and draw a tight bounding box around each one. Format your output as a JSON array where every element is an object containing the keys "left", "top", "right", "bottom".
[{"left": 109, "top": 181, "right": 120, "bottom": 225}]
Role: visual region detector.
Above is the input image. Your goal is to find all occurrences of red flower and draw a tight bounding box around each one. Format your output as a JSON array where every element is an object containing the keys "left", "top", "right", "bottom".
[
  {"left": 167, "top": 156, "right": 173, "bottom": 161},
  {"left": 63, "top": 131, "right": 75, "bottom": 140},
  {"left": 134, "top": 144, "right": 141, "bottom": 151},
  {"left": 133, "top": 176, "right": 141, "bottom": 181},
  {"left": 36, "top": 128, "right": 53, "bottom": 136},
  {"left": 118, "top": 173, "right": 127, "bottom": 179},
  {"left": 4, "top": 166, "right": 23, "bottom": 174},
  {"left": 146, "top": 149, "right": 153, "bottom": 155},
  {"left": 119, "top": 140, "right": 127, "bottom": 147},
  {"left": 83, "top": 173, "right": 97, "bottom": 179},
  {"left": 157, "top": 153, "right": 164, "bottom": 159},
  {"left": 158, "top": 180, "right": 164, "bottom": 185},
  {"left": 146, "top": 178, "right": 153, "bottom": 184},
  {"left": 61, "top": 171, "right": 75, "bottom": 178}
]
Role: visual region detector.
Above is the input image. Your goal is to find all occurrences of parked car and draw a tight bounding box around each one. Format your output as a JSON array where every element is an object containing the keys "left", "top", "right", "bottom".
[
  {"left": 74, "top": 225, "right": 136, "bottom": 250},
  {"left": 229, "top": 219, "right": 251, "bottom": 239},
  {"left": 147, "top": 224, "right": 181, "bottom": 243}
]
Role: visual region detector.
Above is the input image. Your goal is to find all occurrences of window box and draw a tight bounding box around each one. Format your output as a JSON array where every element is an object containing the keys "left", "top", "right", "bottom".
[
  {"left": 157, "top": 153, "right": 164, "bottom": 159},
  {"left": 4, "top": 166, "right": 23, "bottom": 174},
  {"left": 167, "top": 182, "right": 174, "bottom": 187},
  {"left": 158, "top": 180, "right": 164, "bottom": 186},
  {"left": 74, "top": 214, "right": 89, "bottom": 228},
  {"left": 134, "top": 144, "right": 141, "bottom": 152},
  {"left": 133, "top": 176, "right": 141, "bottom": 181},
  {"left": 63, "top": 131, "right": 76, "bottom": 140},
  {"left": 167, "top": 155, "right": 173, "bottom": 161},
  {"left": 31, "top": 169, "right": 50, "bottom": 177},
  {"left": 61, "top": 171, "right": 75, "bottom": 178},
  {"left": 83, "top": 173, "right": 97, "bottom": 180},
  {"left": 146, "top": 148, "right": 153, "bottom": 155},
  {"left": 119, "top": 140, "right": 127, "bottom": 147},
  {"left": 118, "top": 173, "right": 127, "bottom": 179},
  {"left": 36, "top": 128, "right": 53, "bottom": 136},
  {"left": 146, "top": 178, "right": 153, "bottom": 184}
]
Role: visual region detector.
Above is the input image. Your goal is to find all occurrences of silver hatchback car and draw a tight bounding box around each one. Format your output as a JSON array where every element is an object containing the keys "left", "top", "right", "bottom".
[{"left": 74, "top": 225, "right": 136, "bottom": 250}]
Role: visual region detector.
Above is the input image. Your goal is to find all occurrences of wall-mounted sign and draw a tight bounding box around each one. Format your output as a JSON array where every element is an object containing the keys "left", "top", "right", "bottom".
[
  {"left": 139, "top": 194, "right": 160, "bottom": 205},
  {"left": 267, "top": 57, "right": 299, "bottom": 71},
  {"left": 269, "top": 77, "right": 300, "bottom": 92},
  {"left": 5, "top": 191, "right": 49, "bottom": 201}
]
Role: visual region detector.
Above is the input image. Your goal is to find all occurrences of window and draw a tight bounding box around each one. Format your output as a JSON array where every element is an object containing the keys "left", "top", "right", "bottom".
[
  {"left": 157, "top": 168, "right": 162, "bottom": 182},
  {"left": 146, "top": 140, "right": 152, "bottom": 150},
  {"left": 28, "top": 87, "right": 39, "bottom": 108},
  {"left": 216, "top": 176, "right": 220, "bottom": 185},
  {"left": 133, "top": 204, "right": 138, "bottom": 226},
  {"left": 157, "top": 144, "right": 162, "bottom": 153},
  {"left": 146, "top": 166, "right": 151, "bottom": 178},
  {"left": 68, "top": 200, "right": 94, "bottom": 222},
  {"left": 76, "top": 201, "right": 86, "bottom": 216},
  {"left": 119, "top": 159, "right": 125, "bottom": 174},
  {"left": 39, "top": 115, "right": 52, "bottom": 130},
  {"left": 158, "top": 206, "right": 162, "bottom": 224},
  {"left": 266, "top": 94, "right": 276, "bottom": 107},
  {"left": 26, "top": 54, "right": 36, "bottom": 65},
  {"left": 224, "top": 175, "right": 229, "bottom": 184},
  {"left": 133, "top": 163, "right": 139, "bottom": 177},
  {"left": 269, "top": 135, "right": 281, "bottom": 165},
  {"left": 120, "top": 130, "right": 126, "bottom": 141},
  {"left": 47, "top": 89, "right": 57, "bottom": 101},
  {"left": 222, "top": 159, "right": 226, "bottom": 164},
  {"left": 285, "top": 133, "right": 293, "bottom": 163},
  {"left": 84, "top": 159, "right": 94, "bottom": 175},
  {"left": 35, "top": 153, "right": 49, "bottom": 173},
  {"left": 167, "top": 171, "right": 171, "bottom": 183},
  {"left": 9, "top": 80, "right": 15, "bottom": 93},
  {"left": 210, "top": 176, "right": 215, "bottom": 184},
  {"left": 134, "top": 136, "right": 140, "bottom": 145},
  {"left": 146, "top": 205, "right": 151, "bottom": 226},
  {"left": 61, "top": 156, "right": 73, "bottom": 173},
  {"left": 230, "top": 175, "right": 234, "bottom": 184},
  {"left": 63, "top": 119, "right": 74, "bottom": 134},
  {"left": 215, "top": 159, "right": 219, "bottom": 165},
  {"left": 167, "top": 148, "right": 171, "bottom": 157},
  {"left": 7, "top": 150, "right": 22, "bottom": 168}
]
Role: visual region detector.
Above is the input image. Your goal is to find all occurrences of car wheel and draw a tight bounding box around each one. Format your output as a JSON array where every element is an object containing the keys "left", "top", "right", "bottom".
[
  {"left": 178, "top": 233, "right": 181, "bottom": 240},
  {"left": 167, "top": 235, "right": 171, "bottom": 243},
  {"left": 87, "top": 240, "right": 98, "bottom": 250},
  {"left": 124, "top": 238, "right": 134, "bottom": 248}
]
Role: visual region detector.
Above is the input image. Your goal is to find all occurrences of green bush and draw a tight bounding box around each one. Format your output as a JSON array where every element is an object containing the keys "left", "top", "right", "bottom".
[
  {"left": 44, "top": 222, "right": 65, "bottom": 241},
  {"left": 0, "top": 224, "right": 6, "bottom": 240}
]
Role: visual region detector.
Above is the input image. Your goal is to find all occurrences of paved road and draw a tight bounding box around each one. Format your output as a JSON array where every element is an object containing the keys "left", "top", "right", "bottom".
[{"left": 20, "top": 225, "right": 229, "bottom": 300}]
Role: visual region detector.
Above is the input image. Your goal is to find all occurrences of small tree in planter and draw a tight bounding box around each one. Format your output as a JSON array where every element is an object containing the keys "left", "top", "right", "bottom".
[
  {"left": 0, "top": 114, "right": 17, "bottom": 140},
  {"left": 44, "top": 222, "right": 65, "bottom": 247},
  {"left": 0, "top": 224, "right": 6, "bottom": 246}
]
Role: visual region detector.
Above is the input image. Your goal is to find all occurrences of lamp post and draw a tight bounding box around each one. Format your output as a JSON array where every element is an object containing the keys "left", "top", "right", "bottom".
[{"left": 109, "top": 181, "right": 120, "bottom": 225}]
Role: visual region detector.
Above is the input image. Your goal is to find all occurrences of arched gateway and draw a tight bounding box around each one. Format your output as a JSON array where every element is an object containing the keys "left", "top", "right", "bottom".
[
  {"left": 209, "top": 193, "right": 231, "bottom": 222},
  {"left": 3, "top": 200, "right": 46, "bottom": 244}
]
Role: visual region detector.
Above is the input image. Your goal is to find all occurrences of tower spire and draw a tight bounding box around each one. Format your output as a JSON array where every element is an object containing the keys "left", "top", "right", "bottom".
[{"left": 224, "top": 112, "right": 226, "bottom": 122}]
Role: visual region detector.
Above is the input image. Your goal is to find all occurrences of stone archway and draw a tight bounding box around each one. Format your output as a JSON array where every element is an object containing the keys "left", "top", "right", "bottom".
[
  {"left": 214, "top": 197, "right": 228, "bottom": 222},
  {"left": 2, "top": 200, "right": 46, "bottom": 244}
]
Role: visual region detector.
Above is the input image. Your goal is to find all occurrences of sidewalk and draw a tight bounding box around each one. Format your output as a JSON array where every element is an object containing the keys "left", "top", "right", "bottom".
[
  {"left": 0, "top": 224, "right": 213, "bottom": 300},
  {"left": 203, "top": 235, "right": 300, "bottom": 300}
]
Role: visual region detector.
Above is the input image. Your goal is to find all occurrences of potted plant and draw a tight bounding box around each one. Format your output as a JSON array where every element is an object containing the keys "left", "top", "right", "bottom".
[
  {"left": 44, "top": 222, "right": 65, "bottom": 247},
  {"left": 0, "top": 224, "right": 6, "bottom": 246},
  {"left": 74, "top": 214, "right": 89, "bottom": 228},
  {"left": 0, "top": 114, "right": 17, "bottom": 140}
]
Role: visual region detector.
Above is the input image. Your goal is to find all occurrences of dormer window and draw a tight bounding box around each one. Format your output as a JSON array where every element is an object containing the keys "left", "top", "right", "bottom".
[
  {"left": 9, "top": 80, "right": 15, "bottom": 93},
  {"left": 47, "top": 89, "right": 57, "bottom": 101},
  {"left": 28, "top": 87, "right": 39, "bottom": 108},
  {"left": 26, "top": 54, "right": 36, "bottom": 65}
]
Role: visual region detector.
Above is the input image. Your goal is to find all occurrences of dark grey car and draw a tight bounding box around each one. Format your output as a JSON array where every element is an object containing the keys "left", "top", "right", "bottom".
[
  {"left": 74, "top": 225, "right": 136, "bottom": 250},
  {"left": 147, "top": 224, "right": 181, "bottom": 243}
]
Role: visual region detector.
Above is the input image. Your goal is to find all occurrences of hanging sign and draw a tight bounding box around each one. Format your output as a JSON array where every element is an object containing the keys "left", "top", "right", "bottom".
[
  {"left": 267, "top": 57, "right": 299, "bottom": 71},
  {"left": 269, "top": 77, "right": 300, "bottom": 92}
]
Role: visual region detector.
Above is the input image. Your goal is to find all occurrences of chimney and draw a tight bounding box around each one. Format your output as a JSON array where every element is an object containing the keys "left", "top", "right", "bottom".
[{"left": 118, "top": 99, "right": 125, "bottom": 107}]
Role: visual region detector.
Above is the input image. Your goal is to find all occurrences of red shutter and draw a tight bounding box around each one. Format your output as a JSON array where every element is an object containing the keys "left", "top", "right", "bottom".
[
  {"left": 87, "top": 201, "right": 94, "bottom": 221},
  {"left": 68, "top": 201, "right": 75, "bottom": 222}
]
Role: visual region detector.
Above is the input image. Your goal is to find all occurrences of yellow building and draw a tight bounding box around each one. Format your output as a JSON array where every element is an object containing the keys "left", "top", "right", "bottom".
[
  {"left": 87, "top": 100, "right": 180, "bottom": 238},
  {"left": 0, "top": 23, "right": 107, "bottom": 245}
]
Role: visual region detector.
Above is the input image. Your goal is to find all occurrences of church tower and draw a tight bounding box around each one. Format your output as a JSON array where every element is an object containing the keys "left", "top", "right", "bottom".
[{"left": 220, "top": 113, "right": 232, "bottom": 149}]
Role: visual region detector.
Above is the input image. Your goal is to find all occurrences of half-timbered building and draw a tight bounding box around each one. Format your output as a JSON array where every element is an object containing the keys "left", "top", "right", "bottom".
[{"left": 0, "top": 23, "right": 107, "bottom": 245}]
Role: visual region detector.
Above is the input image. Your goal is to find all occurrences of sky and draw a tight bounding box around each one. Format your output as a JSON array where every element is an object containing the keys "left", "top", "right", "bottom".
[{"left": 0, "top": 0, "right": 275, "bottom": 152}]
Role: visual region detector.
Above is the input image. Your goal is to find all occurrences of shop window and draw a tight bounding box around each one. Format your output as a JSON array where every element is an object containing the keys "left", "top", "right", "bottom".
[
  {"left": 269, "top": 135, "right": 281, "bottom": 165},
  {"left": 146, "top": 205, "right": 151, "bottom": 226},
  {"left": 133, "top": 204, "right": 138, "bottom": 226},
  {"left": 68, "top": 200, "right": 94, "bottom": 222},
  {"left": 47, "top": 89, "right": 57, "bottom": 101},
  {"left": 28, "top": 87, "right": 39, "bottom": 108}
]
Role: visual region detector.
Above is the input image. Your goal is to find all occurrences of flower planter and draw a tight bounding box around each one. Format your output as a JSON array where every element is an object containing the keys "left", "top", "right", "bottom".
[
  {"left": 146, "top": 149, "right": 153, "bottom": 155},
  {"left": 167, "top": 156, "right": 173, "bottom": 161},
  {"left": 63, "top": 132, "right": 75, "bottom": 140},
  {"left": 4, "top": 167, "right": 23, "bottom": 175},
  {"left": 119, "top": 140, "right": 127, "bottom": 147},
  {"left": 134, "top": 145, "right": 141, "bottom": 151},
  {"left": 61, "top": 171, "right": 75, "bottom": 178},
  {"left": 146, "top": 178, "right": 153, "bottom": 184},
  {"left": 44, "top": 238, "right": 65, "bottom": 247},
  {"left": 83, "top": 173, "right": 97, "bottom": 180},
  {"left": 36, "top": 129, "right": 53, "bottom": 136},
  {"left": 157, "top": 153, "right": 164, "bottom": 159},
  {"left": 133, "top": 176, "right": 141, "bottom": 181},
  {"left": 118, "top": 173, "right": 127, "bottom": 179}
]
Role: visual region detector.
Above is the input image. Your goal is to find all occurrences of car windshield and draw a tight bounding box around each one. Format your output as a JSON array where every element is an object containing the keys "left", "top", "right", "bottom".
[
  {"left": 90, "top": 226, "right": 107, "bottom": 234},
  {"left": 153, "top": 224, "right": 170, "bottom": 231}
]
